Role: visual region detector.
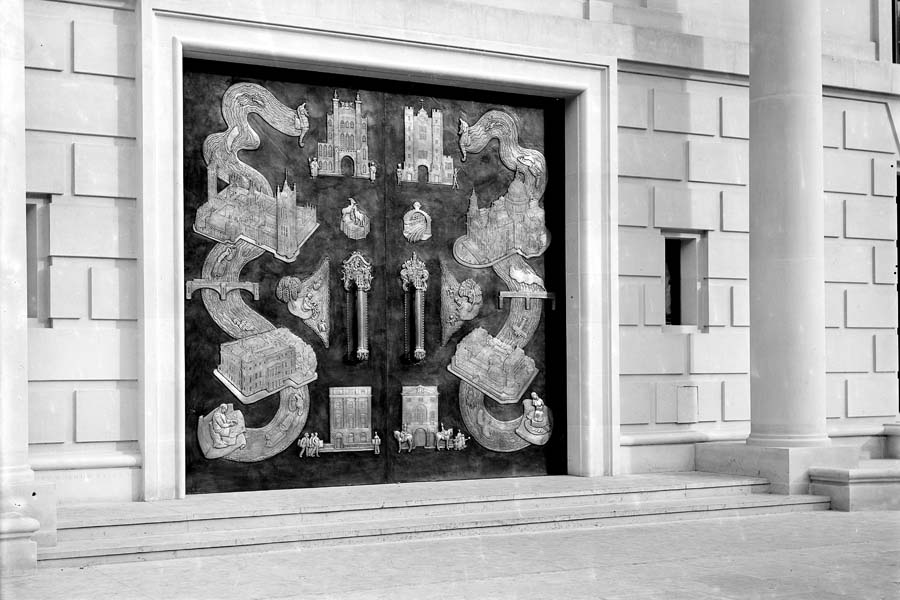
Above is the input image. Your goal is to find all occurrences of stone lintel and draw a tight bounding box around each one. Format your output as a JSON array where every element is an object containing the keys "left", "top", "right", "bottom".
[{"left": 695, "top": 442, "right": 859, "bottom": 495}]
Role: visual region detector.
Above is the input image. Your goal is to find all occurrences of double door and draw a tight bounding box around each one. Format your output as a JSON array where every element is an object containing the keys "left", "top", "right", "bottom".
[{"left": 183, "top": 59, "right": 566, "bottom": 493}]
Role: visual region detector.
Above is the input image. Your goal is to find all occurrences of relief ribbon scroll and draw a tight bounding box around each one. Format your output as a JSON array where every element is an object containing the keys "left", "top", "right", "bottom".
[
  {"left": 450, "top": 109, "right": 555, "bottom": 452},
  {"left": 189, "top": 82, "right": 320, "bottom": 462}
]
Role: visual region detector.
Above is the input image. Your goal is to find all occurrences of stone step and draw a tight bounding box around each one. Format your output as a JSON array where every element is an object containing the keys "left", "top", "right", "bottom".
[
  {"left": 54, "top": 473, "right": 770, "bottom": 543},
  {"left": 39, "top": 492, "right": 829, "bottom": 568},
  {"left": 809, "top": 459, "right": 900, "bottom": 511}
]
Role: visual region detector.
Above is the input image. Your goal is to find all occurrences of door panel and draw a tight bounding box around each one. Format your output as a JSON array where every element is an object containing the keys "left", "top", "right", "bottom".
[{"left": 183, "top": 60, "right": 566, "bottom": 494}]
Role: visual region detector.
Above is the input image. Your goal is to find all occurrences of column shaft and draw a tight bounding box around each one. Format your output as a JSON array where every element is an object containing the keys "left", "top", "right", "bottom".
[{"left": 748, "top": 0, "right": 829, "bottom": 446}]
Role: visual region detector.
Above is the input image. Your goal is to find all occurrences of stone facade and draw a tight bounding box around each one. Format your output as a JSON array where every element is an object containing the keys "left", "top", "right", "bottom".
[{"left": 2, "top": 0, "right": 898, "bottom": 575}]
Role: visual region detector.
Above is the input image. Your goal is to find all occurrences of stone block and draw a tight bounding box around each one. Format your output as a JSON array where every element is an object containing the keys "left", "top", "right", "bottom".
[
  {"left": 826, "top": 328, "right": 872, "bottom": 373},
  {"left": 25, "top": 71, "right": 136, "bottom": 138},
  {"left": 619, "top": 282, "right": 641, "bottom": 325},
  {"left": 845, "top": 197, "right": 897, "bottom": 240},
  {"left": 74, "top": 142, "right": 138, "bottom": 198},
  {"left": 618, "top": 444, "right": 696, "bottom": 474},
  {"left": 810, "top": 465, "right": 900, "bottom": 511},
  {"left": 844, "top": 103, "right": 896, "bottom": 154},
  {"left": 826, "top": 376, "right": 846, "bottom": 418},
  {"left": 28, "top": 390, "right": 71, "bottom": 444},
  {"left": 653, "top": 186, "right": 719, "bottom": 230},
  {"left": 90, "top": 265, "right": 138, "bottom": 320},
  {"left": 886, "top": 424, "right": 900, "bottom": 459},
  {"left": 25, "top": 14, "right": 67, "bottom": 71},
  {"left": 48, "top": 264, "right": 88, "bottom": 319},
  {"left": 643, "top": 281, "right": 665, "bottom": 325},
  {"left": 720, "top": 190, "right": 749, "bottom": 232},
  {"left": 695, "top": 442, "right": 859, "bottom": 495},
  {"left": 730, "top": 284, "right": 749, "bottom": 327},
  {"left": 620, "top": 329, "right": 685, "bottom": 375},
  {"left": 707, "top": 232, "right": 749, "bottom": 279},
  {"left": 873, "top": 245, "right": 897, "bottom": 284},
  {"left": 74, "top": 389, "right": 139, "bottom": 442},
  {"left": 822, "top": 98, "right": 843, "bottom": 149},
  {"left": 687, "top": 140, "right": 747, "bottom": 185},
  {"left": 618, "top": 181, "right": 650, "bottom": 227},
  {"left": 28, "top": 327, "right": 138, "bottom": 381},
  {"left": 73, "top": 20, "right": 136, "bottom": 78},
  {"left": 874, "top": 333, "right": 899, "bottom": 372},
  {"left": 721, "top": 378, "right": 750, "bottom": 421},
  {"left": 720, "top": 95, "right": 749, "bottom": 139},
  {"left": 619, "top": 130, "right": 685, "bottom": 181},
  {"left": 49, "top": 204, "right": 136, "bottom": 258},
  {"left": 26, "top": 138, "right": 67, "bottom": 196},
  {"left": 872, "top": 157, "right": 897, "bottom": 197},
  {"left": 697, "top": 381, "right": 721, "bottom": 422},
  {"left": 618, "top": 228, "right": 663, "bottom": 276},
  {"left": 690, "top": 330, "right": 749, "bottom": 374},
  {"left": 824, "top": 284, "right": 845, "bottom": 328},
  {"left": 824, "top": 150, "right": 870, "bottom": 194},
  {"left": 653, "top": 89, "right": 717, "bottom": 136},
  {"left": 824, "top": 242, "right": 870, "bottom": 283},
  {"left": 619, "top": 379, "right": 653, "bottom": 425},
  {"left": 846, "top": 286, "right": 898, "bottom": 328},
  {"left": 847, "top": 376, "right": 900, "bottom": 417},
  {"left": 706, "top": 283, "right": 730, "bottom": 327},
  {"left": 618, "top": 84, "right": 648, "bottom": 130},
  {"left": 824, "top": 195, "right": 844, "bottom": 238},
  {"left": 655, "top": 381, "right": 677, "bottom": 424},
  {"left": 676, "top": 385, "right": 699, "bottom": 423}
]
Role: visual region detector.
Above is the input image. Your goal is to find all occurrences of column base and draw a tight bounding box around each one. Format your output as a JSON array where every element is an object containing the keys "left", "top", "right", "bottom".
[
  {"left": 696, "top": 442, "right": 859, "bottom": 495},
  {"left": 0, "top": 514, "right": 39, "bottom": 577}
]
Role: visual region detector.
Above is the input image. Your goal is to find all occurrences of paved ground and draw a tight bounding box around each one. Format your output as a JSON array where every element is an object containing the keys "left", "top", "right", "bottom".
[{"left": 3, "top": 510, "right": 898, "bottom": 599}]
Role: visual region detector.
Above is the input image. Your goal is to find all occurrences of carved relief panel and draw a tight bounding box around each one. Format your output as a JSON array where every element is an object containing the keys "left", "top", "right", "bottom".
[{"left": 183, "top": 59, "right": 566, "bottom": 493}]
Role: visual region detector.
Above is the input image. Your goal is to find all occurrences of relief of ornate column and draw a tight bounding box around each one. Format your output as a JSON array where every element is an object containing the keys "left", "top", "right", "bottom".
[
  {"left": 342, "top": 252, "right": 373, "bottom": 361},
  {"left": 400, "top": 253, "right": 429, "bottom": 361}
]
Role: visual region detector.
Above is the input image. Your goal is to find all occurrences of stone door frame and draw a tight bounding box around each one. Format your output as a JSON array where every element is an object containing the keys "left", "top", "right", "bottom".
[{"left": 138, "top": 0, "right": 619, "bottom": 500}]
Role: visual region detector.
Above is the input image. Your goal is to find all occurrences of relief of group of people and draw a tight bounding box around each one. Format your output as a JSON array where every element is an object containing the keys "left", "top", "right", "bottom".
[{"left": 297, "top": 432, "right": 323, "bottom": 457}]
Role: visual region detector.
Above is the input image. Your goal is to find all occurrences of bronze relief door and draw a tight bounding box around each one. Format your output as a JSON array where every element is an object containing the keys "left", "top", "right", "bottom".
[{"left": 183, "top": 60, "right": 566, "bottom": 493}]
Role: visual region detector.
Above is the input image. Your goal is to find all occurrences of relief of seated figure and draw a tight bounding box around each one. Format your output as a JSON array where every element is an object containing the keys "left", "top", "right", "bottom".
[{"left": 211, "top": 403, "right": 246, "bottom": 449}]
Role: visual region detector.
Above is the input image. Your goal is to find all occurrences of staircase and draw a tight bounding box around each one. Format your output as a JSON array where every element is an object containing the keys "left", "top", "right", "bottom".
[{"left": 38, "top": 472, "right": 830, "bottom": 568}]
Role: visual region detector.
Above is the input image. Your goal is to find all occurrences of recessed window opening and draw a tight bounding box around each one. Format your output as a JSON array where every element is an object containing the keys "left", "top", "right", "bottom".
[
  {"left": 26, "top": 195, "right": 50, "bottom": 325},
  {"left": 664, "top": 233, "right": 701, "bottom": 327}
]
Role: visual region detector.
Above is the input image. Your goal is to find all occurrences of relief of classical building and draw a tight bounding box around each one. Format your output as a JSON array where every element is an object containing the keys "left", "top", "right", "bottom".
[
  {"left": 214, "top": 327, "right": 318, "bottom": 403},
  {"left": 315, "top": 91, "right": 370, "bottom": 178},
  {"left": 400, "top": 385, "right": 439, "bottom": 449},
  {"left": 320, "top": 386, "right": 373, "bottom": 453},
  {"left": 447, "top": 327, "right": 537, "bottom": 404},
  {"left": 195, "top": 169, "right": 318, "bottom": 262},
  {"left": 399, "top": 105, "right": 454, "bottom": 185}
]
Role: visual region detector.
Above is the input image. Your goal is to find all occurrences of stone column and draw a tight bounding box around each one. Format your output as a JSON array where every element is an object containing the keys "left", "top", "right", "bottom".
[
  {"left": 696, "top": 0, "right": 858, "bottom": 492},
  {"left": 747, "top": 0, "right": 828, "bottom": 447},
  {"left": 0, "top": 0, "right": 37, "bottom": 576},
  {"left": 0, "top": 0, "right": 55, "bottom": 576}
]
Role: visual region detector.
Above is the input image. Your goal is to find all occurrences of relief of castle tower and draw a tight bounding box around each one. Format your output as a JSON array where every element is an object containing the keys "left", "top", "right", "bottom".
[{"left": 399, "top": 105, "right": 454, "bottom": 185}]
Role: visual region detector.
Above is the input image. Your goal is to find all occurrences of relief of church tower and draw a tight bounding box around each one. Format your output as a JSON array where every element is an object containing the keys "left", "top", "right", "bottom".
[{"left": 314, "top": 90, "right": 370, "bottom": 178}]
